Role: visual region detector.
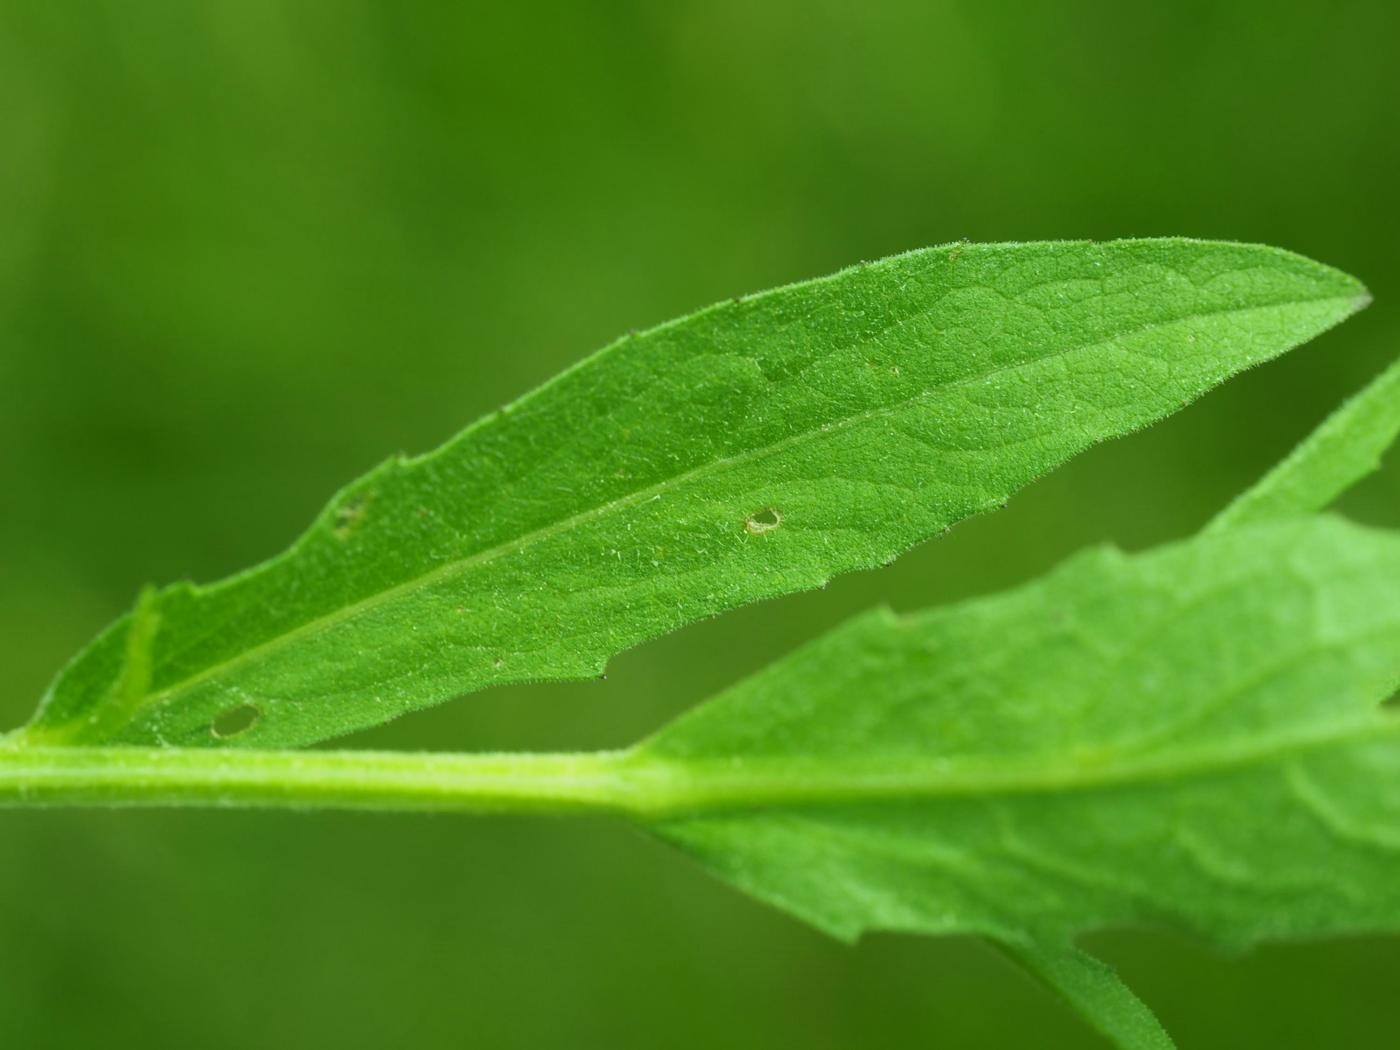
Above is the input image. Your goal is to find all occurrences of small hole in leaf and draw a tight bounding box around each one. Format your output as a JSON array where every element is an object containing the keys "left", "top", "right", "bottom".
[
  {"left": 745, "top": 507, "right": 782, "bottom": 535},
  {"left": 211, "top": 703, "right": 260, "bottom": 739}
]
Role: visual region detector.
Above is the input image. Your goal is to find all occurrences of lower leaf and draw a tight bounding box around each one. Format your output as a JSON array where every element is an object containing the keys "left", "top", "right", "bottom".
[{"left": 636, "top": 516, "right": 1400, "bottom": 1047}]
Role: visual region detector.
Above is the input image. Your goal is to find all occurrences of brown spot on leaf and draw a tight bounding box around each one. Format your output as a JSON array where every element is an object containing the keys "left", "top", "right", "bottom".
[{"left": 211, "top": 702, "right": 259, "bottom": 740}]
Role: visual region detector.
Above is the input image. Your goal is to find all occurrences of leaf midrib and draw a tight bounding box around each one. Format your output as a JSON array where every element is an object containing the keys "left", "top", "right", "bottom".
[{"left": 629, "top": 716, "right": 1398, "bottom": 819}]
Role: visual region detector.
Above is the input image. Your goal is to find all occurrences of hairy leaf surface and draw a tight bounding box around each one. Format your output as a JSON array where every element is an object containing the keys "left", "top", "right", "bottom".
[
  {"left": 635, "top": 517, "right": 1400, "bottom": 1047},
  {"left": 1211, "top": 352, "right": 1400, "bottom": 531},
  {"left": 20, "top": 240, "right": 1367, "bottom": 748}
]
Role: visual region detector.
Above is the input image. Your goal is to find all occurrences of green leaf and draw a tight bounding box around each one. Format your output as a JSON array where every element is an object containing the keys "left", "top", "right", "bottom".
[
  {"left": 1209, "top": 351, "right": 1400, "bottom": 532},
  {"left": 634, "top": 516, "right": 1400, "bottom": 1047},
  {"left": 18, "top": 240, "right": 1367, "bottom": 749},
  {"left": 997, "top": 943, "right": 1174, "bottom": 1050}
]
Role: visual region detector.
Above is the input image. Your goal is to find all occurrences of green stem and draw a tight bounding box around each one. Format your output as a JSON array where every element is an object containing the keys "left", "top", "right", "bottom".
[
  {"left": 4, "top": 718, "right": 1396, "bottom": 816},
  {"left": 0, "top": 743, "right": 641, "bottom": 815}
]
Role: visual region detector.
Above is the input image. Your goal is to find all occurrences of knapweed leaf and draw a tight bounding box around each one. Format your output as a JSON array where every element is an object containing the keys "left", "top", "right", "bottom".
[
  {"left": 20, "top": 240, "right": 1368, "bottom": 749},
  {"left": 1210, "top": 351, "right": 1400, "bottom": 532},
  {"left": 997, "top": 943, "right": 1174, "bottom": 1050},
  {"left": 634, "top": 517, "right": 1400, "bottom": 1048}
]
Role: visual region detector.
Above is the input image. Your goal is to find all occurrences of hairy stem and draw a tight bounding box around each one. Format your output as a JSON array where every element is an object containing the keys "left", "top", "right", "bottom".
[{"left": 0, "top": 743, "right": 639, "bottom": 815}]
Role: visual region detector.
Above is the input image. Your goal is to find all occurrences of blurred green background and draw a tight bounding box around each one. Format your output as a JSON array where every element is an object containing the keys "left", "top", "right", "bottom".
[{"left": 3, "top": 2, "right": 1398, "bottom": 1046}]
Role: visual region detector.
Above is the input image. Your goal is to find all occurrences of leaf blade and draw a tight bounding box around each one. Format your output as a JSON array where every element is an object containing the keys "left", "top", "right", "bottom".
[
  {"left": 636, "top": 517, "right": 1400, "bottom": 1044},
  {"left": 22, "top": 240, "right": 1368, "bottom": 748},
  {"left": 996, "top": 943, "right": 1175, "bottom": 1050},
  {"left": 1209, "top": 350, "right": 1400, "bottom": 532}
]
